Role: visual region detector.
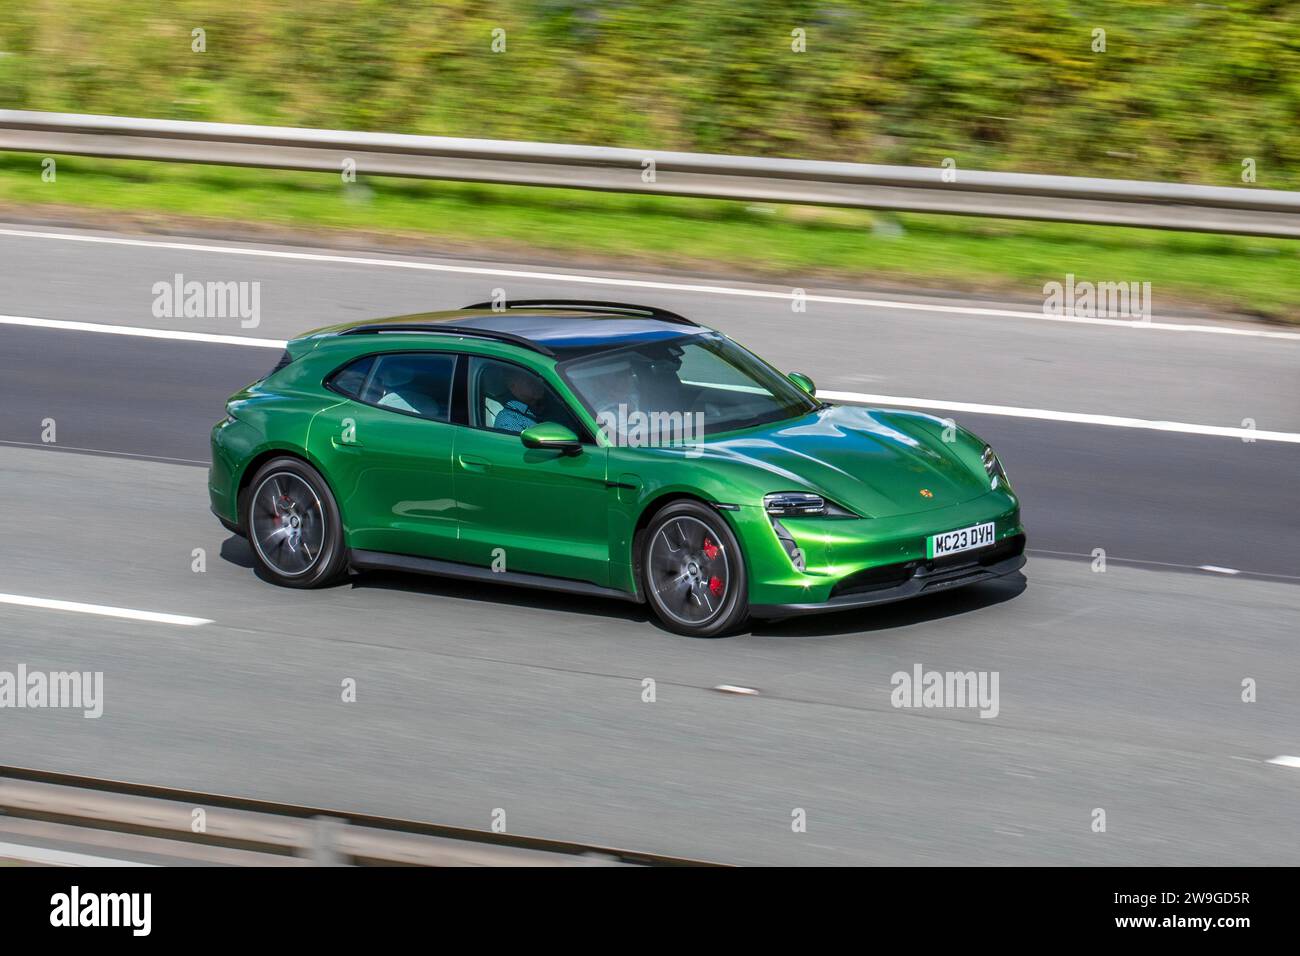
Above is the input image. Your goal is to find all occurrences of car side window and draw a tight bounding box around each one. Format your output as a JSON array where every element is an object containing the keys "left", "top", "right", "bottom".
[
  {"left": 468, "top": 357, "right": 584, "bottom": 438},
  {"left": 327, "top": 356, "right": 374, "bottom": 399},
  {"left": 331, "top": 353, "right": 456, "bottom": 423}
]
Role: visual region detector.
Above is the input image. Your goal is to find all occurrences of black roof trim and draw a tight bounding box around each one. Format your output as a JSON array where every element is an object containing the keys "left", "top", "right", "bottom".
[
  {"left": 338, "top": 323, "right": 558, "bottom": 357},
  {"left": 459, "top": 299, "right": 698, "bottom": 327}
]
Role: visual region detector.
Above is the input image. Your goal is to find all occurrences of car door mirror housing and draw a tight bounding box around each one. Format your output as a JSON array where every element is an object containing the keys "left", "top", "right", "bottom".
[
  {"left": 788, "top": 371, "right": 816, "bottom": 395},
  {"left": 520, "top": 422, "right": 582, "bottom": 455}
]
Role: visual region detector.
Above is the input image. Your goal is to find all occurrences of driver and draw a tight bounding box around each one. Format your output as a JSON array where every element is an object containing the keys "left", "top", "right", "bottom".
[{"left": 493, "top": 367, "right": 546, "bottom": 434}]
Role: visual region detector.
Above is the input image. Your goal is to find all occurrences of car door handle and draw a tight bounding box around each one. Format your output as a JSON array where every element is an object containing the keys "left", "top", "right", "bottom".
[
  {"left": 458, "top": 454, "right": 490, "bottom": 472},
  {"left": 330, "top": 437, "right": 363, "bottom": 451}
]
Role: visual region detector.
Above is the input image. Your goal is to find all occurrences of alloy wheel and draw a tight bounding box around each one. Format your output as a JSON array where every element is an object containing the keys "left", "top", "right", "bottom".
[
  {"left": 647, "top": 515, "right": 731, "bottom": 628},
  {"left": 249, "top": 471, "right": 326, "bottom": 577}
]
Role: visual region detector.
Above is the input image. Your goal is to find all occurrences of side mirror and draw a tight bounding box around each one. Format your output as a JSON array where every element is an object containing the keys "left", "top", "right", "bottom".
[
  {"left": 788, "top": 371, "right": 816, "bottom": 395},
  {"left": 520, "top": 422, "right": 582, "bottom": 455}
]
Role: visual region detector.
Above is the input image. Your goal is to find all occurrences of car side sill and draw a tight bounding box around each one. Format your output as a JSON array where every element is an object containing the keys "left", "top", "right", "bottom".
[
  {"left": 750, "top": 553, "right": 1026, "bottom": 620},
  {"left": 348, "top": 549, "right": 643, "bottom": 604}
]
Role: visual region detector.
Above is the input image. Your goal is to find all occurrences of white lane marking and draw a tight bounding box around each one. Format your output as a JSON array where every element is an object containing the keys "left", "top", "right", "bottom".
[
  {"left": 0, "top": 593, "right": 212, "bottom": 626},
  {"left": 0, "top": 439, "right": 208, "bottom": 465},
  {"left": 0, "top": 840, "right": 154, "bottom": 867},
  {"left": 1199, "top": 565, "right": 1241, "bottom": 575},
  {"left": 5, "top": 314, "right": 1296, "bottom": 444},
  {"left": 1266, "top": 755, "right": 1300, "bottom": 769},
  {"left": 819, "top": 390, "right": 1300, "bottom": 444},
  {"left": 0, "top": 314, "right": 285, "bottom": 348},
  {"left": 713, "top": 684, "right": 760, "bottom": 695},
  {"left": 1, "top": 226, "right": 1297, "bottom": 340}
]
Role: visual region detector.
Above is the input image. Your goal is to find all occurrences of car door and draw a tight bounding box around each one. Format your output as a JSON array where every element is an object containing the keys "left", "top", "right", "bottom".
[
  {"left": 451, "top": 355, "right": 611, "bottom": 586},
  {"left": 308, "top": 351, "right": 460, "bottom": 559}
]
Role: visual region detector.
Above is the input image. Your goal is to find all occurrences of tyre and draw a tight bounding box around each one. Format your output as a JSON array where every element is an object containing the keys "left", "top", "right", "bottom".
[
  {"left": 243, "top": 456, "right": 348, "bottom": 588},
  {"left": 641, "top": 500, "right": 749, "bottom": 637}
]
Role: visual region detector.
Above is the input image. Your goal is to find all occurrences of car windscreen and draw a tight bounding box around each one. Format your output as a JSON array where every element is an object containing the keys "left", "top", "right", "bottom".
[{"left": 558, "top": 332, "right": 820, "bottom": 442}]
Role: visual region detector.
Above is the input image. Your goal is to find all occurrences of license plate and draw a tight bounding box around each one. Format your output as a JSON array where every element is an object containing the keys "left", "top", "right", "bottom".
[{"left": 927, "top": 521, "right": 996, "bottom": 559}]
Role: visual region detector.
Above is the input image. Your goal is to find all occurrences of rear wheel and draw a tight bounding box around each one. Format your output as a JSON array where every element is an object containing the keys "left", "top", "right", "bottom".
[
  {"left": 641, "top": 501, "right": 749, "bottom": 637},
  {"left": 244, "top": 457, "right": 348, "bottom": 588}
]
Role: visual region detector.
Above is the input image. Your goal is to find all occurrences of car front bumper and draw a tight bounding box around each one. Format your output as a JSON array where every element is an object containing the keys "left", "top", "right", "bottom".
[
  {"left": 729, "top": 487, "right": 1026, "bottom": 616},
  {"left": 749, "top": 534, "right": 1026, "bottom": 618}
]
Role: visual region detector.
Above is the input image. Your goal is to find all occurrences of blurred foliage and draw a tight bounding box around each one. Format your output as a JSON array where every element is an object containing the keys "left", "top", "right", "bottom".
[{"left": 1, "top": 0, "right": 1298, "bottom": 186}]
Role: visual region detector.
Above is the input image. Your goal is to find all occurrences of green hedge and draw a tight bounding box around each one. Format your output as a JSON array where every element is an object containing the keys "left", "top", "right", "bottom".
[{"left": 1, "top": 0, "right": 1297, "bottom": 187}]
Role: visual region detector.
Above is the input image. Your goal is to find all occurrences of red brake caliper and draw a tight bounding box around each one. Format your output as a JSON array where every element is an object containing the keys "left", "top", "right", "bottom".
[{"left": 703, "top": 538, "right": 723, "bottom": 594}]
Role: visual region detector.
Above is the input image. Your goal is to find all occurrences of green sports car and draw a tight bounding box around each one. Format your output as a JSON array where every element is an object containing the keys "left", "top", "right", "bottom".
[{"left": 210, "top": 300, "right": 1025, "bottom": 637}]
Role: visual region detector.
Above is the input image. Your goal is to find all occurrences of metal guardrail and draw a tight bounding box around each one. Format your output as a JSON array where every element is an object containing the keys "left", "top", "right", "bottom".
[
  {"left": 0, "top": 766, "right": 720, "bottom": 867},
  {"left": 2, "top": 110, "right": 1299, "bottom": 238}
]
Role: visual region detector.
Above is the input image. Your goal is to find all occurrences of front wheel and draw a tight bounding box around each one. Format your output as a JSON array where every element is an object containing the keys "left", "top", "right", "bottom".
[
  {"left": 243, "top": 456, "right": 348, "bottom": 588},
  {"left": 641, "top": 501, "right": 749, "bottom": 637}
]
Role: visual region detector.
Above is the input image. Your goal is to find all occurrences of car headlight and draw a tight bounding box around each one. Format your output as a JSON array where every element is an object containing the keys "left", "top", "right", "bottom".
[
  {"left": 763, "top": 492, "right": 859, "bottom": 573},
  {"left": 982, "top": 445, "right": 1009, "bottom": 489},
  {"left": 764, "top": 492, "right": 826, "bottom": 516},
  {"left": 763, "top": 492, "right": 858, "bottom": 518}
]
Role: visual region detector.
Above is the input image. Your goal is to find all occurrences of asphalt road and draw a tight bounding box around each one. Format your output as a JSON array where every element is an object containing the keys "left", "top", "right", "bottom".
[
  {"left": 1, "top": 222, "right": 1297, "bottom": 864},
  {"left": 2, "top": 223, "right": 1298, "bottom": 430}
]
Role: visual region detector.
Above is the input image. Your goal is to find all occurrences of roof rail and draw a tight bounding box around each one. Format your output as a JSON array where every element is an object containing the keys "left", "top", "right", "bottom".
[
  {"left": 459, "top": 299, "right": 697, "bottom": 327},
  {"left": 338, "top": 323, "right": 557, "bottom": 357}
]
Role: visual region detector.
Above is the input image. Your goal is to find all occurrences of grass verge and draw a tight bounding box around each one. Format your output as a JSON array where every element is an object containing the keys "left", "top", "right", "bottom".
[{"left": 1, "top": 154, "right": 1297, "bottom": 321}]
